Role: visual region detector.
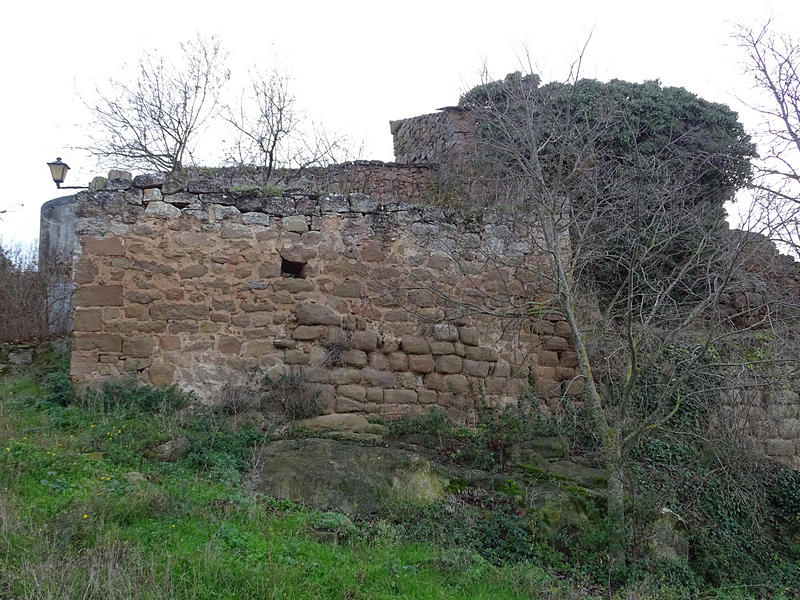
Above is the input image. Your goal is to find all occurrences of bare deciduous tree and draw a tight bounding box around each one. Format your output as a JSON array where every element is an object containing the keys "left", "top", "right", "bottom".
[
  {"left": 734, "top": 21, "right": 800, "bottom": 250},
  {"left": 85, "top": 35, "right": 229, "bottom": 173},
  {"left": 422, "top": 65, "right": 789, "bottom": 558},
  {"left": 222, "top": 67, "right": 348, "bottom": 180}
]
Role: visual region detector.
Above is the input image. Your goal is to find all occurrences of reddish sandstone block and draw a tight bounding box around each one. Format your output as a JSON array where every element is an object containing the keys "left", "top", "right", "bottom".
[
  {"left": 70, "top": 351, "right": 100, "bottom": 376},
  {"left": 74, "top": 285, "right": 123, "bottom": 307},
  {"left": 218, "top": 335, "right": 242, "bottom": 355},
  {"left": 74, "top": 333, "right": 123, "bottom": 352},
  {"left": 122, "top": 337, "right": 155, "bottom": 358},
  {"left": 159, "top": 336, "right": 181, "bottom": 351},
  {"left": 149, "top": 363, "right": 175, "bottom": 386},
  {"left": 73, "top": 309, "right": 103, "bottom": 332},
  {"left": 83, "top": 236, "right": 124, "bottom": 256}
]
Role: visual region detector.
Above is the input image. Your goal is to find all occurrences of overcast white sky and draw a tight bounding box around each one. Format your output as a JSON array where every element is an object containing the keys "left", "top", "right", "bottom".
[{"left": 1, "top": 0, "right": 798, "bottom": 244}]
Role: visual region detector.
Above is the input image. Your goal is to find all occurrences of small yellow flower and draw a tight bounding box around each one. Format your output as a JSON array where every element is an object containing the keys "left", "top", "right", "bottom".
[
  {"left": 90, "top": 424, "right": 95, "bottom": 429},
  {"left": 4, "top": 448, "right": 9, "bottom": 452},
  {"left": 82, "top": 514, "right": 88, "bottom": 519},
  {"left": 171, "top": 524, "right": 176, "bottom": 528}
]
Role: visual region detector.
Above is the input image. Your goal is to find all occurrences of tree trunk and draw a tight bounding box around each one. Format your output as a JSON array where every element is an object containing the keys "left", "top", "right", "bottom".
[{"left": 604, "top": 429, "right": 626, "bottom": 564}]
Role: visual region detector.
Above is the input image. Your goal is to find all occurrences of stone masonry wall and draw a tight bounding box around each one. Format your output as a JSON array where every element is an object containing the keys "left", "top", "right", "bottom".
[
  {"left": 390, "top": 108, "right": 475, "bottom": 166},
  {"left": 69, "top": 165, "right": 578, "bottom": 423}
]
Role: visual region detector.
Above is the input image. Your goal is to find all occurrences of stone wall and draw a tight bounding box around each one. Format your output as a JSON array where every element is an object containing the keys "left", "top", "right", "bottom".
[
  {"left": 390, "top": 108, "right": 475, "bottom": 166},
  {"left": 69, "top": 167, "right": 578, "bottom": 423},
  {"left": 56, "top": 157, "right": 799, "bottom": 467}
]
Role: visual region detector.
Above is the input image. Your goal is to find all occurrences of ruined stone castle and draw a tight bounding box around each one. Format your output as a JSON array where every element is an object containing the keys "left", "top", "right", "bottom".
[{"left": 40, "top": 108, "right": 800, "bottom": 466}]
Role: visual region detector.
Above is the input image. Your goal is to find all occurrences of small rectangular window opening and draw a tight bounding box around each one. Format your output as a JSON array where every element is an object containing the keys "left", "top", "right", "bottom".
[{"left": 281, "top": 258, "right": 306, "bottom": 278}]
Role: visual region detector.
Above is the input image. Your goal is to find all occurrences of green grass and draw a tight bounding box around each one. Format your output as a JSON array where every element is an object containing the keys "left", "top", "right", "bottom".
[
  {"left": 0, "top": 375, "right": 572, "bottom": 599},
  {"left": 1, "top": 371, "right": 797, "bottom": 599}
]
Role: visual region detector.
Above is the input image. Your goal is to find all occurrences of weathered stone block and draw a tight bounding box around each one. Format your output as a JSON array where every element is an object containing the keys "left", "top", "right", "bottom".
[
  {"left": 180, "top": 264, "right": 208, "bottom": 278},
  {"left": 296, "top": 302, "right": 340, "bottom": 326},
  {"left": 285, "top": 350, "right": 310, "bottom": 365},
  {"left": 384, "top": 389, "right": 418, "bottom": 404},
  {"left": 159, "top": 335, "right": 181, "bottom": 351},
  {"left": 242, "top": 212, "right": 270, "bottom": 226},
  {"left": 388, "top": 352, "right": 409, "bottom": 371},
  {"left": 74, "top": 285, "right": 124, "bottom": 307},
  {"left": 259, "top": 263, "right": 281, "bottom": 278},
  {"left": 366, "top": 387, "right": 384, "bottom": 403},
  {"left": 401, "top": 336, "right": 430, "bottom": 355},
  {"left": 279, "top": 244, "right": 317, "bottom": 263},
  {"left": 149, "top": 363, "right": 175, "bottom": 386},
  {"left": 538, "top": 350, "right": 560, "bottom": 367},
  {"left": 409, "top": 355, "right": 435, "bottom": 374},
  {"left": 125, "top": 305, "right": 148, "bottom": 319},
  {"left": 70, "top": 351, "right": 99, "bottom": 376},
  {"left": 144, "top": 201, "right": 181, "bottom": 219},
  {"left": 274, "top": 278, "right": 315, "bottom": 293},
  {"left": 429, "top": 341, "right": 455, "bottom": 355},
  {"left": 74, "top": 333, "right": 123, "bottom": 352},
  {"left": 350, "top": 331, "right": 378, "bottom": 352},
  {"left": 338, "top": 384, "right": 367, "bottom": 401},
  {"left": 443, "top": 374, "right": 469, "bottom": 393},
  {"left": 380, "top": 335, "right": 400, "bottom": 354},
  {"left": 73, "top": 309, "right": 103, "bottom": 332},
  {"left": 542, "top": 335, "right": 570, "bottom": 351},
  {"left": 435, "top": 355, "right": 462, "bottom": 374},
  {"left": 434, "top": 323, "right": 459, "bottom": 342},
  {"left": 84, "top": 236, "right": 124, "bottom": 256},
  {"left": 218, "top": 335, "right": 242, "bottom": 355},
  {"left": 333, "top": 279, "right": 362, "bottom": 298},
  {"left": 463, "top": 359, "right": 490, "bottom": 378},
  {"left": 360, "top": 368, "right": 397, "bottom": 388},
  {"left": 343, "top": 350, "right": 368, "bottom": 368},
  {"left": 293, "top": 325, "right": 324, "bottom": 340},
  {"left": 283, "top": 215, "right": 309, "bottom": 233},
  {"left": 132, "top": 172, "right": 164, "bottom": 188},
  {"left": 220, "top": 223, "right": 254, "bottom": 239},
  {"left": 332, "top": 368, "right": 361, "bottom": 385},
  {"left": 419, "top": 390, "right": 437, "bottom": 404},
  {"left": 150, "top": 304, "right": 208, "bottom": 321},
  {"left": 335, "top": 397, "right": 368, "bottom": 413},
  {"left": 122, "top": 337, "right": 154, "bottom": 358},
  {"left": 464, "top": 346, "right": 498, "bottom": 362},
  {"left": 458, "top": 327, "right": 479, "bottom": 346}
]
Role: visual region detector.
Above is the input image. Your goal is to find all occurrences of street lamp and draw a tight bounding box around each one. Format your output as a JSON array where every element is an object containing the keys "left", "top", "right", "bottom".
[{"left": 47, "top": 158, "right": 86, "bottom": 189}]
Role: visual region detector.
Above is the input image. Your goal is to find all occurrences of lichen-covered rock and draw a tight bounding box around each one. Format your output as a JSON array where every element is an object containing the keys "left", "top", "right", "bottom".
[
  {"left": 246, "top": 438, "right": 450, "bottom": 514},
  {"left": 144, "top": 201, "right": 181, "bottom": 219}
]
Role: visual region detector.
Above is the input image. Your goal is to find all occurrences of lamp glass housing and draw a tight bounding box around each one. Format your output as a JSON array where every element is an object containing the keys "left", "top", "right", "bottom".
[{"left": 47, "top": 158, "right": 70, "bottom": 186}]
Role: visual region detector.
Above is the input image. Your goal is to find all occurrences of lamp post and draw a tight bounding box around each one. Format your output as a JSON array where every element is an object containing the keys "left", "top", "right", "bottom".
[{"left": 47, "top": 158, "right": 87, "bottom": 189}]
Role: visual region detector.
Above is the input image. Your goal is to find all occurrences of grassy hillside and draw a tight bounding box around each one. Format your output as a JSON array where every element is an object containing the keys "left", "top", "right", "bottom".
[{"left": 1, "top": 353, "right": 798, "bottom": 599}]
